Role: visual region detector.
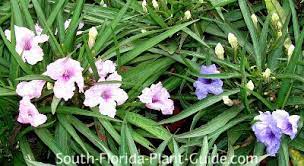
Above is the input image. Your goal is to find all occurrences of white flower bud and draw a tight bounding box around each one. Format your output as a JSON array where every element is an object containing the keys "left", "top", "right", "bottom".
[
  {"left": 88, "top": 27, "right": 98, "bottom": 48},
  {"left": 152, "top": 0, "right": 159, "bottom": 10},
  {"left": 142, "top": 0, "right": 147, "bottom": 13},
  {"left": 250, "top": 65, "right": 257, "bottom": 69},
  {"left": 184, "top": 10, "right": 191, "bottom": 20},
  {"left": 262, "top": 68, "right": 271, "bottom": 80},
  {"left": 89, "top": 27, "right": 98, "bottom": 38},
  {"left": 277, "top": 22, "right": 282, "bottom": 30},
  {"left": 246, "top": 80, "right": 254, "bottom": 91},
  {"left": 222, "top": 96, "right": 233, "bottom": 106},
  {"left": 228, "top": 33, "right": 238, "bottom": 49},
  {"left": 215, "top": 43, "right": 224, "bottom": 60},
  {"left": 272, "top": 13, "right": 280, "bottom": 23},
  {"left": 47, "top": 82, "right": 53, "bottom": 90},
  {"left": 141, "top": 29, "right": 147, "bottom": 33},
  {"left": 277, "top": 31, "right": 282, "bottom": 37},
  {"left": 284, "top": 38, "right": 292, "bottom": 49},
  {"left": 251, "top": 14, "right": 258, "bottom": 28},
  {"left": 287, "top": 44, "right": 295, "bottom": 61}
]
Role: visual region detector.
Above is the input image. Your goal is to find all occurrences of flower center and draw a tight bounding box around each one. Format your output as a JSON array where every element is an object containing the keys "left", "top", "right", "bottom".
[
  {"left": 62, "top": 70, "right": 73, "bottom": 81},
  {"left": 202, "top": 78, "right": 213, "bottom": 84},
  {"left": 23, "top": 39, "right": 32, "bottom": 51},
  {"left": 267, "top": 131, "right": 276, "bottom": 140},
  {"left": 286, "top": 123, "right": 292, "bottom": 131},
  {"left": 27, "top": 110, "right": 34, "bottom": 118},
  {"left": 152, "top": 96, "right": 160, "bottom": 103},
  {"left": 101, "top": 90, "right": 112, "bottom": 100}
]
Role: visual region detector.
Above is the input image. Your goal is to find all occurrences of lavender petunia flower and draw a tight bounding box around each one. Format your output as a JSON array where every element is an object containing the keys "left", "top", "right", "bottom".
[
  {"left": 17, "top": 97, "right": 47, "bottom": 127},
  {"left": 193, "top": 64, "right": 223, "bottom": 100},
  {"left": 138, "top": 82, "right": 174, "bottom": 115},
  {"left": 272, "top": 110, "right": 300, "bottom": 139},
  {"left": 92, "top": 60, "right": 117, "bottom": 78},
  {"left": 45, "top": 57, "right": 84, "bottom": 101},
  {"left": 16, "top": 80, "right": 46, "bottom": 99},
  {"left": 84, "top": 72, "right": 128, "bottom": 118},
  {"left": 252, "top": 111, "right": 282, "bottom": 156},
  {"left": 5, "top": 25, "right": 49, "bottom": 65}
]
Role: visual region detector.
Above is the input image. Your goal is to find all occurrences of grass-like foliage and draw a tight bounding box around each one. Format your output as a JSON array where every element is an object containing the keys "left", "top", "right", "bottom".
[{"left": 0, "top": 0, "right": 304, "bottom": 165}]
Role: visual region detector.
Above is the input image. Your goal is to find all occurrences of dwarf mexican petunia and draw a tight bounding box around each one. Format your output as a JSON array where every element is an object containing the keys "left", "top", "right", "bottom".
[
  {"left": 193, "top": 64, "right": 223, "bottom": 100},
  {"left": 45, "top": 57, "right": 84, "bottom": 101},
  {"left": 5, "top": 25, "right": 49, "bottom": 65},
  {"left": 138, "top": 82, "right": 174, "bottom": 115},
  {"left": 16, "top": 80, "right": 46, "bottom": 99},
  {"left": 17, "top": 97, "right": 47, "bottom": 127},
  {"left": 252, "top": 111, "right": 282, "bottom": 156},
  {"left": 272, "top": 109, "right": 300, "bottom": 139},
  {"left": 84, "top": 72, "right": 128, "bottom": 118},
  {"left": 93, "top": 60, "right": 117, "bottom": 78}
]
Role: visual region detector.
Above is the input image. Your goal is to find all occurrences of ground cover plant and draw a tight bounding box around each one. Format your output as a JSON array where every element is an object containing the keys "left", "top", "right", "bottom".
[{"left": 1, "top": 0, "right": 304, "bottom": 165}]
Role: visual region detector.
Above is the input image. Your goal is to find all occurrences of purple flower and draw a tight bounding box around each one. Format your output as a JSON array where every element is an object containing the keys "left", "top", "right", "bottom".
[
  {"left": 90, "top": 60, "right": 117, "bottom": 78},
  {"left": 5, "top": 25, "right": 49, "bottom": 65},
  {"left": 84, "top": 72, "right": 128, "bottom": 118},
  {"left": 272, "top": 110, "right": 300, "bottom": 139},
  {"left": 44, "top": 57, "right": 84, "bottom": 101},
  {"left": 17, "top": 97, "right": 47, "bottom": 127},
  {"left": 252, "top": 111, "right": 282, "bottom": 156},
  {"left": 138, "top": 82, "right": 174, "bottom": 115},
  {"left": 16, "top": 80, "right": 46, "bottom": 99},
  {"left": 193, "top": 64, "right": 223, "bottom": 100}
]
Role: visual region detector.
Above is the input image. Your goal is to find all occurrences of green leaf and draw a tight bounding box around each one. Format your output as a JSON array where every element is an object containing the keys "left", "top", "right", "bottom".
[
  {"left": 57, "top": 114, "right": 89, "bottom": 154},
  {"left": 16, "top": 75, "right": 54, "bottom": 82},
  {"left": 63, "top": 0, "right": 84, "bottom": 52},
  {"left": 10, "top": 0, "right": 24, "bottom": 26},
  {"left": 208, "top": 0, "right": 237, "bottom": 7},
  {"left": 278, "top": 137, "right": 289, "bottom": 166},
  {"left": 34, "top": 128, "right": 75, "bottom": 166},
  {"left": 19, "top": 0, "right": 35, "bottom": 30},
  {"left": 120, "top": 20, "right": 198, "bottom": 65},
  {"left": 25, "top": 160, "right": 55, "bottom": 166},
  {"left": 67, "top": 115, "right": 118, "bottom": 166},
  {"left": 182, "top": 27, "right": 209, "bottom": 48},
  {"left": 253, "top": 142, "right": 265, "bottom": 156},
  {"left": 85, "top": 44, "right": 99, "bottom": 80},
  {"left": 46, "top": 0, "right": 66, "bottom": 27},
  {"left": 159, "top": 89, "right": 239, "bottom": 124},
  {"left": 173, "top": 139, "right": 181, "bottom": 166},
  {"left": 119, "top": 121, "right": 129, "bottom": 166},
  {"left": 288, "top": 0, "right": 300, "bottom": 42},
  {"left": 239, "top": 0, "right": 262, "bottom": 70},
  {"left": 0, "top": 87, "right": 16, "bottom": 96},
  {"left": 19, "top": 136, "right": 35, "bottom": 162},
  {"left": 93, "top": 0, "right": 132, "bottom": 53},
  {"left": 276, "top": 30, "right": 304, "bottom": 107},
  {"left": 176, "top": 107, "right": 241, "bottom": 139},
  {"left": 126, "top": 112, "right": 171, "bottom": 141},
  {"left": 125, "top": 124, "right": 141, "bottom": 166},
  {"left": 223, "top": 142, "right": 234, "bottom": 166},
  {"left": 51, "top": 96, "right": 61, "bottom": 114},
  {"left": 195, "top": 137, "right": 208, "bottom": 166},
  {"left": 32, "top": 0, "right": 64, "bottom": 56},
  {"left": 55, "top": 122, "right": 70, "bottom": 160},
  {"left": 150, "top": 138, "right": 171, "bottom": 166}
]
